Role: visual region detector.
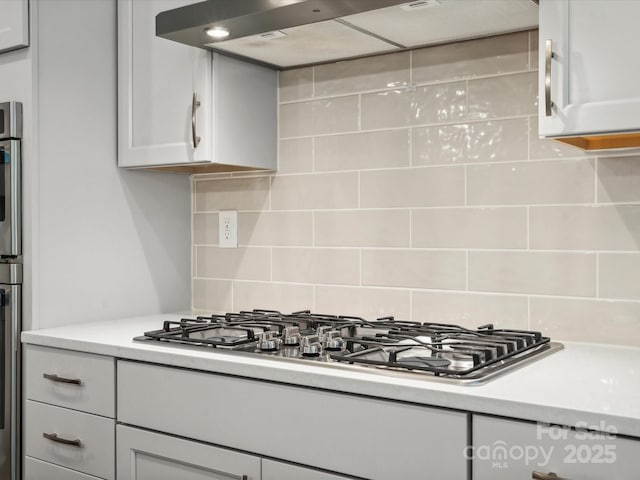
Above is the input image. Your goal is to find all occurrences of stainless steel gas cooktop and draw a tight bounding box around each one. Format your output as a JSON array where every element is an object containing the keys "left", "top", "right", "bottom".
[{"left": 134, "top": 309, "right": 563, "bottom": 385}]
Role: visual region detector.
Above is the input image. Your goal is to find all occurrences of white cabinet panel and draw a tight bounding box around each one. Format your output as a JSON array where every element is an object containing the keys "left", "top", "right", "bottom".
[
  {"left": 473, "top": 414, "right": 640, "bottom": 479},
  {"left": 117, "top": 425, "right": 260, "bottom": 480},
  {"left": 539, "top": 0, "right": 640, "bottom": 139},
  {"left": 25, "top": 456, "right": 103, "bottom": 480},
  {"left": 24, "top": 344, "right": 115, "bottom": 417},
  {"left": 118, "top": 0, "right": 211, "bottom": 167},
  {"left": 25, "top": 400, "right": 115, "bottom": 480},
  {"left": 0, "top": 0, "right": 28, "bottom": 54},
  {"left": 118, "top": 0, "right": 277, "bottom": 170},
  {"left": 262, "top": 460, "right": 350, "bottom": 480},
  {"left": 117, "top": 360, "right": 468, "bottom": 480}
]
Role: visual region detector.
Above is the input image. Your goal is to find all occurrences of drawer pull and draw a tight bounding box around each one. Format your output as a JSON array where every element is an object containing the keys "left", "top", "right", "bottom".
[
  {"left": 43, "top": 373, "right": 82, "bottom": 385},
  {"left": 533, "top": 472, "right": 569, "bottom": 480},
  {"left": 43, "top": 432, "right": 82, "bottom": 447}
]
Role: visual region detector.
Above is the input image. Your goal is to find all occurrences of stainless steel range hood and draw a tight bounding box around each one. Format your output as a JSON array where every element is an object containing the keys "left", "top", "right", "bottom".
[{"left": 156, "top": 0, "right": 538, "bottom": 70}]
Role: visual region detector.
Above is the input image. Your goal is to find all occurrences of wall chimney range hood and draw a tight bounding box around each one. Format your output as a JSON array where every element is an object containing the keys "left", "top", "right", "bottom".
[{"left": 156, "top": 0, "right": 539, "bottom": 70}]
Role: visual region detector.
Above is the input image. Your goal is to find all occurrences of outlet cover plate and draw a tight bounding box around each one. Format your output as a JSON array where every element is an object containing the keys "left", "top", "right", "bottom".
[{"left": 219, "top": 210, "right": 238, "bottom": 248}]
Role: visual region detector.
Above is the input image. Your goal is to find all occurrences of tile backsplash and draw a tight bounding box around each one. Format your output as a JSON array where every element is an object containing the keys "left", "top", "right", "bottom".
[{"left": 192, "top": 30, "right": 640, "bottom": 347}]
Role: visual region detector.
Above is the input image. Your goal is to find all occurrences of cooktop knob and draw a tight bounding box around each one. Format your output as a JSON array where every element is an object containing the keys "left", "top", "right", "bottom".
[
  {"left": 282, "top": 326, "right": 301, "bottom": 346},
  {"left": 258, "top": 331, "right": 280, "bottom": 352},
  {"left": 301, "top": 335, "right": 321, "bottom": 357}
]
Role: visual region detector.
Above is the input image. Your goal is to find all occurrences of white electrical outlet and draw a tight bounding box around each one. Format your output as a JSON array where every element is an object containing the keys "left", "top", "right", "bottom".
[{"left": 219, "top": 210, "right": 238, "bottom": 248}]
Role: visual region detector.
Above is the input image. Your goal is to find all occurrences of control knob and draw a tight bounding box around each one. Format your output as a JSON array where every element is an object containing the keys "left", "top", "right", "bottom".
[
  {"left": 301, "top": 335, "right": 322, "bottom": 357},
  {"left": 257, "top": 331, "right": 280, "bottom": 352}
]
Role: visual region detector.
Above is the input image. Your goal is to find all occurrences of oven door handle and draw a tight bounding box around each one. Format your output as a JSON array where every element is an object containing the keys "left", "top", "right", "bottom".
[{"left": 43, "top": 373, "right": 82, "bottom": 385}]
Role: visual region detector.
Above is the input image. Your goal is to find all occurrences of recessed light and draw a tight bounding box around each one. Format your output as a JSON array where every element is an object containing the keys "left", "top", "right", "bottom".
[{"left": 206, "top": 26, "right": 230, "bottom": 39}]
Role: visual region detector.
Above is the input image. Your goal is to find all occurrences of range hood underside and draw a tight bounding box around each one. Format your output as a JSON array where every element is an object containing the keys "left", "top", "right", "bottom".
[{"left": 157, "top": 0, "right": 539, "bottom": 70}]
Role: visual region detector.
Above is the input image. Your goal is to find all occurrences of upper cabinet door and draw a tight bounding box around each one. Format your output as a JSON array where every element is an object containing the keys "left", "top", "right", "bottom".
[
  {"left": 118, "top": 0, "right": 211, "bottom": 167},
  {"left": 539, "top": 0, "right": 640, "bottom": 138},
  {"left": 0, "top": 0, "right": 29, "bottom": 54}
]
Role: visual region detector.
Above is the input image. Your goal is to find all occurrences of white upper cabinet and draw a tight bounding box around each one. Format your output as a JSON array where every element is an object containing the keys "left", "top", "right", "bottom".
[
  {"left": 117, "top": 0, "right": 277, "bottom": 171},
  {"left": 539, "top": 0, "right": 640, "bottom": 149}
]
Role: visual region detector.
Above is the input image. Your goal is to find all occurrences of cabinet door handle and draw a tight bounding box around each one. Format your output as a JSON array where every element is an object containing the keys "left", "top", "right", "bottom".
[
  {"left": 192, "top": 92, "right": 201, "bottom": 148},
  {"left": 544, "top": 39, "right": 554, "bottom": 116},
  {"left": 533, "top": 471, "right": 570, "bottom": 480},
  {"left": 43, "top": 373, "right": 82, "bottom": 385},
  {"left": 43, "top": 432, "right": 82, "bottom": 447}
]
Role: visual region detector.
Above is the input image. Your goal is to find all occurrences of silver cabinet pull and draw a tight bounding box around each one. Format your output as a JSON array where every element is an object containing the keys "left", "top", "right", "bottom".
[
  {"left": 43, "top": 373, "right": 82, "bottom": 385},
  {"left": 43, "top": 432, "right": 82, "bottom": 447},
  {"left": 545, "top": 39, "right": 554, "bottom": 116},
  {"left": 192, "top": 92, "right": 201, "bottom": 148},
  {"left": 533, "top": 471, "right": 570, "bottom": 480}
]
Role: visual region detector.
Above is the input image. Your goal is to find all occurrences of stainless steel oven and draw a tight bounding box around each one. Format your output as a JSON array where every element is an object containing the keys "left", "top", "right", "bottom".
[{"left": 0, "top": 101, "right": 21, "bottom": 480}]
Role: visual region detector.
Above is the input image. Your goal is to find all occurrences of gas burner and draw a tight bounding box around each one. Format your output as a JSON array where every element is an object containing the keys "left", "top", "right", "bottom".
[{"left": 135, "top": 309, "right": 563, "bottom": 383}]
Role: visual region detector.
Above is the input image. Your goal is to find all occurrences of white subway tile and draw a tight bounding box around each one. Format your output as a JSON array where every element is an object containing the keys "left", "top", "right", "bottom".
[
  {"left": 280, "top": 96, "right": 359, "bottom": 138},
  {"left": 468, "top": 72, "right": 537, "bottom": 120},
  {"left": 412, "top": 207, "right": 527, "bottom": 249},
  {"left": 412, "top": 119, "right": 528, "bottom": 166},
  {"left": 238, "top": 212, "right": 313, "bottom": 247},
  {"left": 279, "top": 138, "right": 313, "bottom": 174},
  {"left": 469, "top": 251, "right": 596, "bottom": 297},
  {"left": 467, "top": 159, "right": 595, "bottom": 206},
  {"left": 530, "top": 205, "right": 640, "bottom": 250},
  {"left": 196, "top": 246, "right": 271, "bottom": 281},
  {"left": 412, "top": 32, "right": 529, "bottom": 84},
  {"left": 412, "top": 291, "right": 528, "bottom": 329},
  {"left": 192, "top": 279, "right": 233, "bottom": 312},
  {"left": 361, "top": 166, "right": 465, "bottom": 208},
  {"left": 193, "top": 213, "right": 218, "bottom": 245},
  {"left": 315, "top": 51, "right": 410, "bottom": 96},
  {"left": 599, "top": 254, "right": 640, "bottom": 300},
  {"left": 271, "top": 172, "right": 359, "bottom": 210},
  {"left": 279, "top": 67, "right": 313, "bottom": 102},
  {"left": 315, "top": 210, "right": 410, "bottom": 248},
  {"left": 361, "top": 82, "right": 466, "bottom": 129},
  {"left": 530, "top": 297, "right": 640, "bottom": 346},
  {"left": 597, "top": 155, "right": 640, "bottom": 203},
  {"left": 272, "top": 248, "right": 359, "bottom": 285},
  {"left": 194, "top": 177, "right": 271, "bottom": 212},
  {"left": 362, "top": 249, "right": 466, "bottom": 290},
  {"left": 315, "top": 286, "right": 410, "bottom": 320},
  {"left": 233, "top": 281, "right": 314, "bottom": 313},
  {"left": 315, "top": 130, "right": 410, "bottom": 172}
]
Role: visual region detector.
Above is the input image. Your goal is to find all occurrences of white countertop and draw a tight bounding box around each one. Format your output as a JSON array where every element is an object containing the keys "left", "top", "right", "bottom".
[{"left": 21, "top": 313, "right": 640, "bottom": 438}]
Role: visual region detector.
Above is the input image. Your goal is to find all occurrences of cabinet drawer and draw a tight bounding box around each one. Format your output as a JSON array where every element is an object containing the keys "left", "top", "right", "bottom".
[
  {"left": 25, "top": 456, "right": 103, "bottom": 480},
  {"left": 473, "top": 415, "right": 640, "bottom": 479},
  {"left": 25, "top": 400, "right": 115, "bottom": 480},
  {"left": 262, "top": 460, "right": 351, "bottom": 480},
  {"left": 118, "top": 360, "right": 468, "bottom": 480},
  {"left": 25, "top": 344, "right": 115, "bottom": 417}
]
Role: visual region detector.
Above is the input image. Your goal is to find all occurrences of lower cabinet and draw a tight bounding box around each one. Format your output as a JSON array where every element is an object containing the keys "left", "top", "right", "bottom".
[
  {"left": 262, "top": 460, "right": 351, "bottom": 480},
  {"left": 117, "top": 425, "right": 261, "bottom": 480},
  {"left": 117, "top": 360, "right": 469, "bottom": 480},
  {"left": 25, "top": 456, "right": 103, "bottom": 480},
  {"left": 473, "top": 415, "right": 640, "bottom": 479}
]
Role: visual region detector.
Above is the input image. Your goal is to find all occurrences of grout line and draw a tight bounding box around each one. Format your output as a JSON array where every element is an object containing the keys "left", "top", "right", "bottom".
[
  {"left": 192, "top": 156, "right": 597, "bottom": 180},
  {"left": 193, "top": 245, "right": 640, "bottom": 254},
  {"left": 191, "top": 279, "right": 640, "bottom": 304},
  {"left": 408, "top": 209, "right": 413, "bottom": 248},
  {"left": 595, "top": 252, "right": 600, "bottom": 298},
  {"left": 465, "top": 251, "right": 469, "bottom": 291},
  {"left": 526, "top": 206, "right": 530, "bottom": 250},
  {"left": 594, "top": 157, "right": 599, "bottom": 204},
  {"left": 278, "top": 68, "right": 539, "bottom": 105}
]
